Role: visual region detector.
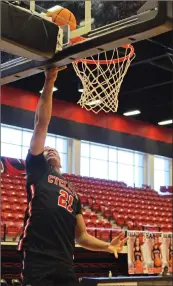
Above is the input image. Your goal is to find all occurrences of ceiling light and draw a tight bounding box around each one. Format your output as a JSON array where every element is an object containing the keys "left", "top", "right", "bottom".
[
  {"left": 78, "top": 88, "right": 84, "bottom": 92},
  {"left": 86, "top": 99, "right": 102, "bottom": 106},
  {"left": 39, "top": 86, "right": 58, "bottom": 93},
  {"left": 123, "top": 110, "right": 141, "bottom": 116},
  {"left": 158, "top": 119, "right": 173, "bottom": 126}
]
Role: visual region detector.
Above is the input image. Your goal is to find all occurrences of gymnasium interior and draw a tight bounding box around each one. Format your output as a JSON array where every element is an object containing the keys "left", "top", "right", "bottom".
[{"left": 1, "top": 1, "right": 173, "bottom": 286}]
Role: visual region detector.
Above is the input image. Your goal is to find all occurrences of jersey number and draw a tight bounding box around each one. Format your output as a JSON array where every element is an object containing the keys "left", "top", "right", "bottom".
[{"left": 58, "top": 190, "right": 73, "bottom": 213}]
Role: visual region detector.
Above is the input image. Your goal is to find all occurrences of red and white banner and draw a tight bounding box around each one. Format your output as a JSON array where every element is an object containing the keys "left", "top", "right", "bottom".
[
  {"left": 145, "top": 232, "right": 162, "bottom": 275},
  {"left": 162, "top": 233, "right": 173, "bottom": 274},
  {"left": 127, "top": 231, "right": 147, "bottom": 274},
  {"left": 127, "top": 231, "right": 172, "bottom": 275}
]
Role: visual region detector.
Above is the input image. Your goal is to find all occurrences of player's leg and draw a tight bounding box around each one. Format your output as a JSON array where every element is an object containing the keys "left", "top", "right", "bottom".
[
  {"left": 21, "top": 250, "right": 78, "bottom": 286},
  {"left": 53, "top": 264, "right": 78, "bottom": 286},
  {"left": 21, "top": 250, "right": 56, "bottom": 286},
  {"left": 54, "top": 273, "right": 78, "bottom": 286}
]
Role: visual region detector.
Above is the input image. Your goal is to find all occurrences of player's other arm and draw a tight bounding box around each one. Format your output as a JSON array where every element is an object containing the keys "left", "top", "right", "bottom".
[
  {"left": 75, "top": 214, "right": 127, "bottom": 258},
  {"left": 30, "top": 69, "right": 58, "bottom": 155}
]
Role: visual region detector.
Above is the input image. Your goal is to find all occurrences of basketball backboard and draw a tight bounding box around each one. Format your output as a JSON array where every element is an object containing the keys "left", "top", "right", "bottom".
[{"left": 1, "top": 1, "right": 172, "bottom": 85}]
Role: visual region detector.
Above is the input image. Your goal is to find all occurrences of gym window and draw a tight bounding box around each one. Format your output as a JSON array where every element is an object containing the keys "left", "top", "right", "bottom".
[
  {"left": 80, "top": 141, "right": 144, "bottom": 187},
  {"left": 1, "top": 124, "right": 68, "bottom": 173},
  {"left": 154, "top": 156, "right": 170, "bottom": 192}
]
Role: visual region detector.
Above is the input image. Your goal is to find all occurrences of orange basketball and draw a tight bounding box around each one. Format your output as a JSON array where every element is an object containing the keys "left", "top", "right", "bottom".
[{"left": 46, "top": 6, "right": 77, "bottom": 31}]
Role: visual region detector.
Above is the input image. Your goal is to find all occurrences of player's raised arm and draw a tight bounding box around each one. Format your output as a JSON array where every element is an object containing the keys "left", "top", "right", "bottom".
[{"left": 30, "top": 68, "right": 58, "bottom": 155}]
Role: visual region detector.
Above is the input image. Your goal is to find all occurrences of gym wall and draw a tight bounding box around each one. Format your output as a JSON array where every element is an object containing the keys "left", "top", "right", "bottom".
[{"left": 1, "top": 85, "right": 172, "bottom": 158}]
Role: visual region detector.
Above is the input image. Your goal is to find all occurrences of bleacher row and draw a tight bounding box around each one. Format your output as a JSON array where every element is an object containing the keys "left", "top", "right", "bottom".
[
  {"left": 63, "top": 174, "right": 173, "bottom": 234},
  {"left": 1, "top": 172, "right": 173, "bottom": 242}
]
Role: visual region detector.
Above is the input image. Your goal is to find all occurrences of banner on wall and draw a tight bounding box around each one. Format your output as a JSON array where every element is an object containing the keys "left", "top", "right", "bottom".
[
  {"left": 145, "top": 232, "right": 163, "bottom": 275},
  {"left": 0, "top": 156, "right": 26, "bottom": 175},
  {"left": 127, "top": 231, "right": 147, "bottom": 274},
  {"left": 162, "top": 233, "right": 173, "bottom": 274},
  {"left": 127, "top": 231, "right": 173, "bottom": 275}
]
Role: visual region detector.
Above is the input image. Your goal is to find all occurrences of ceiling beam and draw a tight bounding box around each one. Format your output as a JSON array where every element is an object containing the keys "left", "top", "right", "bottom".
[
  {"left": 131, "top": 54, "right": 168, "bottom": 67},
  {"left": 147, "top": 38, "right": 173, "bottom": 53},
  {"left": 149, "top": 61, "right": 172, "bottom": 72}
]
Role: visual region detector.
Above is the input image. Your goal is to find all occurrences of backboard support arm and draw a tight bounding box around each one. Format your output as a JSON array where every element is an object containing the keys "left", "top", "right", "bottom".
[
  {"left": 29, "top": 0, "right": 35, "bottom": 12},
  {"left": 1, "top": 1, "right": 172, "bottom": 85},
  {"left": 71, "top": 0, "right": 91, "bottom": 39}
]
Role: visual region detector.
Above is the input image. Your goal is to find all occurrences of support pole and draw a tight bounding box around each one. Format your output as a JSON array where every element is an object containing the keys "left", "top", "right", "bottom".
[{"left": 30, "top": 0, "right": 35, "bottom": 11}]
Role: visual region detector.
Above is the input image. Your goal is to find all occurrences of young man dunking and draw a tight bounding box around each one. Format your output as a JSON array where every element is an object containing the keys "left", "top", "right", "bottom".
[{"left": 18, "top": 68, "right": 128, "bottom": 286}]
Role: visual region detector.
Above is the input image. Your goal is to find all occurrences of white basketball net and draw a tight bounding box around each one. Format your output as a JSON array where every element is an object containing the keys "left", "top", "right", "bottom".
[{"left": 73, "top": 45, "right": 135, "bottom": 114}]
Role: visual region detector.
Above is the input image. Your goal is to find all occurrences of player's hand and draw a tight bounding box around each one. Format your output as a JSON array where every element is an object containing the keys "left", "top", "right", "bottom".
[
  {"left": 107, "top": 232, "right": 128, "bottom": 259},
  {"left": 45, "top": 68, "right": 59, "bottom": 82}
]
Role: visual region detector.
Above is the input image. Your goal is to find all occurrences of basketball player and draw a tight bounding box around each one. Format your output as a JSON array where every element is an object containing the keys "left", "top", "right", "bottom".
[
  {"left": 152, "top": 236, "right": 162, "bottom": 268},
  {"left": 18, "top": 68, "right": 128, "bottom": 286},
  {"left": 132, "top": 237, "right": 144, "bottom": 271}
]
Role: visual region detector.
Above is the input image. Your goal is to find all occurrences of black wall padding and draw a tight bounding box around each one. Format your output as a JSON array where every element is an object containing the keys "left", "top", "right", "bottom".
[{"left": 1, "top": 0, "right": 59, "bottom": 60}]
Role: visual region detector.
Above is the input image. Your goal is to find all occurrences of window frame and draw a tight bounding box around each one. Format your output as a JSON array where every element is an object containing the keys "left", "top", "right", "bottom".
[
  {"left": 80, "top": 141, "right": 144, "bottom": 187},
  {"left": 154, "top": 155, "right": 170, "bottom": 191},
  {"left": 1, "top": 124, "right": 69, "bottom": 173}
]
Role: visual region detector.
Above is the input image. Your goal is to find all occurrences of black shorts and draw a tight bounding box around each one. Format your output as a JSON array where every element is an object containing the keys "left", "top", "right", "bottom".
[{"left": 21, "top": 250, "right": 78, "bottom": 286}]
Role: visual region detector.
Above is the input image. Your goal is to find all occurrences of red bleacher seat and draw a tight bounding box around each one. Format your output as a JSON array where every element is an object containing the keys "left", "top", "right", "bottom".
[
  {"left": 8, "top": 197, "right": 19, "bottom": 204},
  {"left": 12, "top": 205, "right": 24, "bottom": 213},
  {"left": 88, "top": 198, "right": 93, "bottom": 207},
  {"left": 111, "top": 229, "right": 122, "bottom": 239},
  {"left": 14, "top": 213, "right": 24, "bottom": 222},
  {"left": 19, "top": 198, "right": 27, "bottom": 205},
  {"left": 116, "top": 215, "right": 125, "bottom": 227},
  {"left": 14, "top": 185, "right": 24, "bottom": 191},
  {"left": 1, "top": 190, "right": 7, "bottom": 196},
  {"left": 2, "top": 212, "right": 13, "bottom": 222},
  {"left": 95, "top": 220, "right": 104, "bottom": 228},
  {"left": 126, "top": 219, "right": 134, "bottom": 230},
  {"left": 13, "top": 179, "right": 21, "bottom": 185},
  {"left": 2, "top": 178, "right": 12, "bottom": 184},
  {"left": 100, "top": 229, "right": 111, "bottom": 242},
  {"left": 79, "top": 195, "right": 88, "bottom": 204},
  {"left": 1, "top": 222, "right": 5, "bottom": 239},
  {"left": 90, "top": 213, "right": 97, "bottom": 224},
  {"left": 2, "top": 204, "right": 11, "bottom": 212},
  {"left": 92, "top": 203, "right": 100, "bottom": 212},
  {"left": 83, "top": 212, "right": 91, "bottom": 220},
  {"left": 9, "top": 191, "right": 18, "bottom": 198},
  {"left": 1, "top": 168, "right": 173, "bottom": 239},
  {"left": 86, "top": 220, "right": 95, "bottom": 236},
  {"left": 135, "top": 221, "right": 143, "bottom": 230},
  {"left": 95, "top": 221, "right": 104, "bottom": 239},
  {"left": 2, "top": 197, "right": 9, "bottom": 204},
  {"left": 16, "top": 222, "right": 24, "bottom": 234},
  {"left": 7, "top": 223, "right": 19, "bottom": 236}
]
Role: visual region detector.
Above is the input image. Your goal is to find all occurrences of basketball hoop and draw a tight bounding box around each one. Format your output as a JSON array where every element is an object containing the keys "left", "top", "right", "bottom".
[{"left": 72, "top": 39, "right": 135, "bottom": 114}]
